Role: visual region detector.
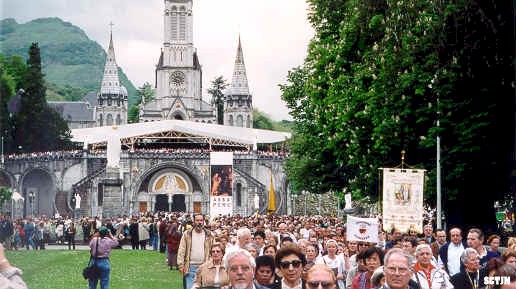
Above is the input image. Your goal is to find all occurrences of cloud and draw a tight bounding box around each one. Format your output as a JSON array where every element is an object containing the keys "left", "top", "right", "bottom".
[{"left": 1, "top": 0, "right": 314, "bottom": 120}]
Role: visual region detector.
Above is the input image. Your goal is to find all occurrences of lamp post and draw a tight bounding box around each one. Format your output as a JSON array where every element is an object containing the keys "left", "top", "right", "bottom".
[
  {"left": 28, "top": 191, "right": 34, "bottom": 217},
  {"left": 1, "top": 134, "right": 4, "bottom": 167},
  {"left": 436, "top": 97, "right": 442, "bottom": 229}
]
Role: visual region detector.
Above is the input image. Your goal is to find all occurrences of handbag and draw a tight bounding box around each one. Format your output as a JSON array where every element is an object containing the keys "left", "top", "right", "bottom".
[{"left": 82, "top": 238, "right": 101, "bottom": 280}]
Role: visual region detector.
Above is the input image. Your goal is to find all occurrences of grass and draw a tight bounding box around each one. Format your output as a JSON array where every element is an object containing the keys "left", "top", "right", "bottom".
[{"left": 6, "top": 249, "right": 183, "bottom": 289}]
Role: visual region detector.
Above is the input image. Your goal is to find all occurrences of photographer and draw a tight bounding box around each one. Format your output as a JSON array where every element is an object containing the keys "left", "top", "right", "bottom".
[{"left": 88, "top": 226, "right": 119, "bottom": 289}]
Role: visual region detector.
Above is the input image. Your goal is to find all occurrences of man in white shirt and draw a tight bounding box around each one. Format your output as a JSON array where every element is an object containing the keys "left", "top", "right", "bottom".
[{"left": 438, "top": 227, "right": 466, "bottom": 275}]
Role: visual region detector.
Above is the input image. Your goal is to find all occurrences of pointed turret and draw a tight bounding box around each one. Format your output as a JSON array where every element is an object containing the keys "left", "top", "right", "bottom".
[
  {"left": 224, "top": 36, "right": 253, "bottom": 128},
  {"left": 96, "top": 24, "right": 128, "bottom": 127},
  {"left": 229, "top": 35, "right": 250, "bottom": 95},
  {"left": 100, "top": 28, "right": 127, "bottom": 97}
]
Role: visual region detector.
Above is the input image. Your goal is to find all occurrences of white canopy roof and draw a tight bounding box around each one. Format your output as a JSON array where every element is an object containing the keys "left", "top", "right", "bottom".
[{"left": 71, "top": 119, "right": 291, "bottom": 146}]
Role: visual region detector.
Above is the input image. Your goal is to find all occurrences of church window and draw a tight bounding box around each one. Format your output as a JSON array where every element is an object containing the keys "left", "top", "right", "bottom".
[
  {"left": 236, "top": 115, "right": 243, "bottom": 127},
  {"left": 171, "top": 6, "right": 178, "bottom": 40},
  {"left": 99, "top": 114, "right": 103, "bottom": 126},
  {"left": 236, "top": 183, "right": 242, "bottom": 207},
  {"left": 107, "top": 114, "right": 113, "bottom": 126},
  {"left": 108, "top": 98, "right": 112, "bottom": 106},
  {"left": 179, "top": 7, "right": 186, "bottom": 40},
  {"left": 247, "top": 115, "right": 251, "bottom": 128},
  {"left": 229, "top": 115, "right": 234, "bottom": 126},
  {"left": 180, "top": 51, "right": 183, "bottom": 61},
  {"left": 116, "top": 114, "right": 121, "bottom": 125},
  {"left": 238, "top": 100, "right": 242, "bottom": 107}
]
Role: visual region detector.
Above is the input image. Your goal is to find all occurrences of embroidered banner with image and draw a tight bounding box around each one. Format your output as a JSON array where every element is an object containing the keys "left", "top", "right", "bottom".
[
  {"left": 210, "top": 152, "right": 233, "bottom": 218},
  {"left": 382, "top": 168, "right": 425, "bottom": 233}
]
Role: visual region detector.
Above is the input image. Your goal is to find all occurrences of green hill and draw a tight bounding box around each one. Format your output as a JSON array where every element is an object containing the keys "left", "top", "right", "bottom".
[{"left": 0, "top": 17, "right": 138, "bottom": 106}]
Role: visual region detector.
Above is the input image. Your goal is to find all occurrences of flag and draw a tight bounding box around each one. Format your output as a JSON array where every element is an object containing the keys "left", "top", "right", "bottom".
[
  {"left": 346, "top": 215, "right": 379, "bottom": 243},
  {"left": 267, "top": 172, "right": 275, "bottom": 214}
]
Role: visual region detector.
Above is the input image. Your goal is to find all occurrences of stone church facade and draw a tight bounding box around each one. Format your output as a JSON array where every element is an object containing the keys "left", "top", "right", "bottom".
[{"left": 140, "top": 0, "right": 216, "bottom": 123}]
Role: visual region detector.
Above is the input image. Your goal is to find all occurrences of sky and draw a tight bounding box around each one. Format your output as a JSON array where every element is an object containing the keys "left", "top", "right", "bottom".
[{"left": 1, "top": 0, "right": 315, "bottom": 121}]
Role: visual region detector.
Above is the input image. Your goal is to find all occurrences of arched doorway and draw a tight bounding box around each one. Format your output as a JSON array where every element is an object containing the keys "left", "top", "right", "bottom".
[
  {"left": 142, "top": 169, "right": 193, "bottom": 213},
  {"left": 21, "top": 169, "right": 55, "bottom": 217}
]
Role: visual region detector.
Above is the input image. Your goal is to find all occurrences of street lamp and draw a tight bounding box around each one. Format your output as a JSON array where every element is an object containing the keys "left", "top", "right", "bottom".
[{"left": 28, "top": 191, "right": 35, "bottom": 217}]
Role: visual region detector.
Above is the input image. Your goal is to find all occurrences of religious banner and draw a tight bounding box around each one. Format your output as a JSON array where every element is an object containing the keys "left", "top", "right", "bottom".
[
  {"left": 382, "top": 168, "right": 425, "bottom": 233},
  {"left": 346, "top": 215, "right": 379, "bottom": 243},
  {"left": 210, "top": 152, "right": 233, "bottom": 218}
]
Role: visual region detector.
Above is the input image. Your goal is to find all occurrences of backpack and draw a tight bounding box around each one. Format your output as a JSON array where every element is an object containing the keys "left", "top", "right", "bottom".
[{"left": 19, "top": 228, "right": 26, "bottom": 237}]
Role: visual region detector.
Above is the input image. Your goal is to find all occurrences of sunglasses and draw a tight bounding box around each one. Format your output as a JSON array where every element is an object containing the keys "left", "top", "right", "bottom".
[
  {"left": 279, "top": 260, "right": 302, "bottom": 269},
  {"left": 307, "top": 281, "right": 334, "bottom": 289}
]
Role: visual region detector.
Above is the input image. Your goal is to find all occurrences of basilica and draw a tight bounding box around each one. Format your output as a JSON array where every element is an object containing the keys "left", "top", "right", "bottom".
[
  {"left": 50, "top": 0, "right": 253, "bottom": 130},
  {"left": 1, "top": 0, "right": 290, "bottom": 218}
]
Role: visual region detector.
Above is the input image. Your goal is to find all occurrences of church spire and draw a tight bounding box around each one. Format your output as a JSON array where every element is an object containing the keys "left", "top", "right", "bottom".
[
  {"left": 229, "top": 35, "right": 250, "bottom": 95},
  {"left": 100, "top": 23, "right": 126, "bottom": 97}
]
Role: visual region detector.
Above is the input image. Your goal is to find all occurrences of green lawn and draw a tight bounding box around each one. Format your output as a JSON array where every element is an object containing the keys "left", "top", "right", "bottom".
[{"left": 5, "top": 249, "right": 183, "bottom": 289}]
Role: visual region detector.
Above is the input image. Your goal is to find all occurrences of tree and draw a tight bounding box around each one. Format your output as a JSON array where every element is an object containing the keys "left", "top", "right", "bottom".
[
  {"left": 0, "top": 66, "right": 15, "bottom": 153},
  {"left": 127, "top": 104, "right": 140, "bottom": 123},
  {"left": 138, "top": 82, "right": 154, "bottom": 104},
  {"left": 282, "top": 0, "right": 513, "bottom": 231},
  {"left": 207, "top": 76, "right": 229, "bottom": 124},
  {"left": 252, "top": 109, "right": 274, "bottom": 130},
  {"left": 128, "top": 82, "right": 154, "bottom": 123},
  {"left": 15, "top": 43, "right": 71, "bottom": 152}
]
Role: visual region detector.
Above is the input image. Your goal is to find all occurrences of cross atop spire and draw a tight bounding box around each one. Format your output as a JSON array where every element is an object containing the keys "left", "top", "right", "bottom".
[{"left": 109, "top": 22, "right": 114, "bottom": 33}]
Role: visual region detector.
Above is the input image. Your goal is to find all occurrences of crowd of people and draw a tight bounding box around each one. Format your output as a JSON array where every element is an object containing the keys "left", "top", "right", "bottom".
[
  {"left": 3, "top": 148, "right": 290, "bottom": 162},
  {"left": 1, "top": 212, "right": 516, "bottom": 289}
]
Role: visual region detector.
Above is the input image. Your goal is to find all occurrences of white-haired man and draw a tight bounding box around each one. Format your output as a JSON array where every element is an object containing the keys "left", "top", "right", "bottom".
[
  {"left": 224, "top": 248, "right": 268, "bottom": 289},
  {"left": 381, "top": 248, "right": 419, "bottom": 289},
  {"left": 412, "top": 244, "right": 453, "bottom": 289}
]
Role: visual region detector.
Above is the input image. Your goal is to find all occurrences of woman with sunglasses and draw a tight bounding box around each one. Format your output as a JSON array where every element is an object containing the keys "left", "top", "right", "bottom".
[
  {"left": 191, "top": 242, "right": 229, "bottom": 289},
  {"left": 306, "top": 264, "right": 338, "bottom": 289},
  {"left": 275, "top": 245, "right": 307, "bottom": 289}
]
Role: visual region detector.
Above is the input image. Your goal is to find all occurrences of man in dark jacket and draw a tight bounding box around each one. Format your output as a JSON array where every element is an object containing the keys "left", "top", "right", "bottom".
[
  {"left": 128, "top": 218, "right": 139, "bottom": 250},
  {"left": 0, "top": 215, "right": 14, "bottom": 249}
]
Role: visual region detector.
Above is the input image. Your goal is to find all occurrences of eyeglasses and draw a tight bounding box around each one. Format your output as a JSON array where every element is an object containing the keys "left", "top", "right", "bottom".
[
  {"left": 279, "top": 260, "right": 303, "bottom": 269},
  {"left": 385, "top": 266, "right": 410, "bottom": 274},
  {"left": 307, "top": 281, "right": 334, "bottom": 289}
]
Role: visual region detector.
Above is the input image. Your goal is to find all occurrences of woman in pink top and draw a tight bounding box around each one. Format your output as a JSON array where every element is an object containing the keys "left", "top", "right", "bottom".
[{"left": 88, "top": 226, "right": 119, "bottom": 289}]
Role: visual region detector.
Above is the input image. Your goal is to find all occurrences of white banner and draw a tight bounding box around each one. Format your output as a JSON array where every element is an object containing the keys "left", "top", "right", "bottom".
[
  {"left": 347, "top": 215, "right": 379, "bottom": 243},
  {"left": 210, "top": 152, "right": 233, "bottom": 218},
  {"left": 382, "top": 169, "right": 425, "bottom": 233}
]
